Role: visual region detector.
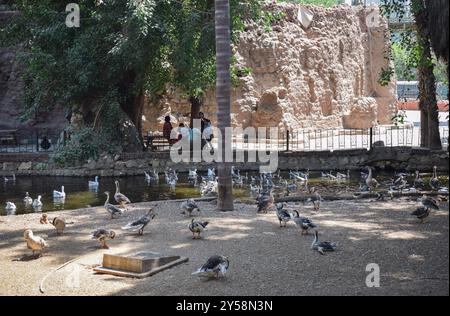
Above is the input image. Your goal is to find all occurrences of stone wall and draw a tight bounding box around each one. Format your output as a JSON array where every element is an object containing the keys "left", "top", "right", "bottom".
[
  {"left": 143, "top": 2, "right": 397, "bottom": 132},
  {"left": 2, "top": 148, "right": 448, "bottom": 177}
]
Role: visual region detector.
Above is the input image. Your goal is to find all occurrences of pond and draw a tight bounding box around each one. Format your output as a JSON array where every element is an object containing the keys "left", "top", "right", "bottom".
[{"left": 0, "top": 170, "right": 447, "bottom": 216}]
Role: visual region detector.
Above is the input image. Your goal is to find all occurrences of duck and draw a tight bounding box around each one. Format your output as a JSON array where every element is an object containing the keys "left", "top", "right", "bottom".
[
  {"left": 275, "top": 203, "right": 291, "bottom": 228},
  {"left": 309, "top": 188, "right": 322, "bottom": 211},
  {"left": 413, "top": 171, "right": 425, "bottom": 191},
  {"left": 365, "top": 167, "right": 379, "bottom": 191},
  {"left": 121, "top": 209, "right": 155, "bottom": 235},
  {"left": 3, "top": 173, "right": 16, "bottom": 182},
  {"left": 104, "top": 191, "right": 123, "bottom": 219},
  {"left": 88, "top": 176, "right": 99, "bottom": 188},
  {"left": 23, "top": 192, "right": 33, "bottom": 205},
  {"left": 181, "top": 199, "right": 200, "bottom": 216},
  {"left": 144, "top": 170, "right": 159, "bottom": 183},
  {"left": 188, "top": 169, "right": 198, "bottom": 181},
  {"left": 189, "top": 219, "right": 209, "bottom": 239},
  {"left": 40, "top": 213, "right": 66, "bottom": 235},
  {"left": 256, "top": 189, "right": 274, "bottom": 214},
  {"left": 32, "top": 195, "right": 43, "bottom": 209},
  {"left": 24, "top": 228, "right": 48, "bottom": 257},
  {"left": 92, "top": 229, "right": 116, "bottom": 249},
  {"left": 311, "top": 230, "right": 337, "bottom": 255},
  {"left": 53, "top": 186, "right": 66, "bottom": 199},
  {"left": 429, "top": 166, "right": 441, "bottom": 191},
  {"left": 114, "top": 180, "right": 131, "bottom": 209},
  {"left": 5, "top": 202, "right": 16, "bottom": 215},
  {"left": 291, "top": 210, "right": 316, "bottom": 235},
  {"left": 420, "top": 194, "right": 440, "bottom": 211},
  {"left": 411, "top": 206, "right": 431, "bottom": 224},
  {"left": 192, "top": 255, "right": 229, "bottom": 279}
]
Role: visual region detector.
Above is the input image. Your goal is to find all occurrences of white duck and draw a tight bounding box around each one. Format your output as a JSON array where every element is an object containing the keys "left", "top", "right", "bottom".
[
  {"left": 23, "top": 192, "right": 33, "bottom": 205},
  {"left": 88, "top": 176, "right": 99, "bottom": 188},
  {"left": 24, "top": 228, "right": 48, "bottom": 257},
  {"left": 5, "top": 202, "right": 16, "bottom": 215},
  {"left": 53, "top": 186, "right": 66, "bottom": 199},
  {"left": 32, "top": 195, "right": 43, "bottom": 209}
]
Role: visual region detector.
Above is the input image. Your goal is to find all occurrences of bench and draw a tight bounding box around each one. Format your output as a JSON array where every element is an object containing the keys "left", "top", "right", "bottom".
[
  {"left": 0, "top": 130, "right": 18, "bottom": 146},
  {"left": 146, "top": 133, "right": 170, "bottom": 151}
]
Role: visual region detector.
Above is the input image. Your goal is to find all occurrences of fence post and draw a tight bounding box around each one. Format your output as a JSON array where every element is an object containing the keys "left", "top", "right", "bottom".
[
  {"left": 36, "top": 130, "right": 39, "bottom": 152},
  {"left": 369, "top": 127, "right": 373, "bottom": 151},
  {"left": 286, "top": 130, "right": 290, "bottom": 152}
]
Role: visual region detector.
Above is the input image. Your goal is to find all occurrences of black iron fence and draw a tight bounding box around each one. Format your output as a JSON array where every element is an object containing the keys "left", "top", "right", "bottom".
[{"left": 0, "top": 129, "right": 65, "bottom": 153}]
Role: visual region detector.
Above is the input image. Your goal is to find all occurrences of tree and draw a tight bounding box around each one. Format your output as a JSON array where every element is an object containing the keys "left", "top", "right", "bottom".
[{"left": 215, "top": 0, "right": 234, "bottom": 211}]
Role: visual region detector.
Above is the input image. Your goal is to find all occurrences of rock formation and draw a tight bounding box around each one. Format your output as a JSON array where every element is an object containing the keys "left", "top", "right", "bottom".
[{"left": 143, "top": 2, "right": 397, "bottom": 132}]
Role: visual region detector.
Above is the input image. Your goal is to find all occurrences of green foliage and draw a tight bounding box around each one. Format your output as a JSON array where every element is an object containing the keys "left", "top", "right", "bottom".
[
  {"left": 391, "top": 109, "right": 407, "bottom": 126},
  {"left": 378, "top": 66, "right": 395, "bottom": 86},
  {"left": 261, "top": 10, "right": 286, "bottom": 33}
]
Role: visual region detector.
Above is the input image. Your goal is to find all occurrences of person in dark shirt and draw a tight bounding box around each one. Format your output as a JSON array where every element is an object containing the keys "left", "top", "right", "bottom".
[
  {"left": 163, "top": 115, "right": 177, "bottom": 145},
  {"left": 199, "top": 112, "right": 211, "bottom": 134}
]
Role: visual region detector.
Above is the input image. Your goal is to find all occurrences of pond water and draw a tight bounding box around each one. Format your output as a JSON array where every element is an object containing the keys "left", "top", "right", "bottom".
[{"left": 0, "top": 170, "right": 447, "bottom": 216}]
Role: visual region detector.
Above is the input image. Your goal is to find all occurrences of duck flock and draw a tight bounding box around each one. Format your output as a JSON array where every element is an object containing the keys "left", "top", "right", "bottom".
[{"left": 2, "top": 165, "right": 449, "bottom": 280}]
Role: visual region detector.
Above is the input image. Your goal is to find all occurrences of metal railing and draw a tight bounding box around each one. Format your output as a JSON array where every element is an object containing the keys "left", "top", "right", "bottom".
[{"left": 0, "top": 129, "right": 65, "bottom": 153}]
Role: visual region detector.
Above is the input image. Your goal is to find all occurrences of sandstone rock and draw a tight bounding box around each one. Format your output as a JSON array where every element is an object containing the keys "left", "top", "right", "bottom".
[
  {"left": 18, "top": 161, "right": 32, "bottom": 171},
  {"left": 142, "top": 3, "right": 397, "bottom": 132}
]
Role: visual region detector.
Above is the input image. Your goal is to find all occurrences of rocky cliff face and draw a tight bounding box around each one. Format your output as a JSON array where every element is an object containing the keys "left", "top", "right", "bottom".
[
  {"left": 0, "top": 8, "right": 66, "bottom": 131},
  {"left": 143, "top": 3, "right": 397, "bottom": 131}
]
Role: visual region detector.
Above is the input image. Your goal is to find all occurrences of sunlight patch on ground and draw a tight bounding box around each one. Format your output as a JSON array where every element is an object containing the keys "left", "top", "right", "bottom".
[
  {"left": 320, "top": 220, "right": 382, "bottom": 231},
  {"left": 208, "top": 233, "right": 249, "bottom": 241},
  {"left": 382, "top": 231, "right": 427, "bottom": 240}
]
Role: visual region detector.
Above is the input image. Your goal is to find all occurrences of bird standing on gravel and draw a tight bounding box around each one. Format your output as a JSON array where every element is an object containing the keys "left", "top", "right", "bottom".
[
  {"left": 421, "top": 194, "right": 440, "bottom": 211},
  {"left": 189, "top": 219, "right": 209, "bottom": 239},
  {"left": 114, "top": 180, "right": 131, "bottom": 209},
  {"left": 24, "top": 228, "right": 48, "bottom": 257},
  {"left": 121, "top": 209, "right": 155, "bottom": 235},
  {"left": 429, "top": 166, "right": 441, "bottom": 191},
  {"left": 275, "top": 203, "right": 291, "bottom": 227},
  {"left": 311, "top": 230, "right": 337, "bottom": 255},
  {"left": 104, "top": 191, "right": 124, "bottom": 219},
  {"left": 181, "top": 199, "right": 200, "bottom": 216},
  {"left": 256, "top": 189, "right": 274, "bottom": 214},
  {"left": 192, "top": 255, "right": 229, "bottom": 279},
  {"left": 40, "top": 213, "right": 67, "bottom": 235},
  {"left": 291, "top": 210, "right": 316, "bottom": 235},
  {"left": 411, "top": 207, "right": 431, "bottom": 224},
  {"left": 92, "top": 229, "right": 116, "bottom": 249}
]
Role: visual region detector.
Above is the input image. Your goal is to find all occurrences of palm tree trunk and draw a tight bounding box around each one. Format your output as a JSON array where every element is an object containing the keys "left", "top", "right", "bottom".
[
  {"left": 215, "top": 0, "right": 233, "bottom": 211},
  {"left": 412, "top": 0, "right": 442, "bottom": 150}
]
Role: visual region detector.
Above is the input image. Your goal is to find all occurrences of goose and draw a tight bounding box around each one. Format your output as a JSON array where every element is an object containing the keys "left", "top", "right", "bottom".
[
  {"left": 192, "top": 255, "right": 229, "bottom": 279},
  {"left": 189, "top": 219, "right": 209, "bottom": 239},
  {"left": 429, "top": 166, "right": 441, "bottom": 191},
  {"left": 32, "top": 195, "right": 43, "bottom": 209},
  {"left": 365, "top": 167, "right": 379, "bottom": 191},
  {"left": 291, "top": 210, "right": 316, "bottom": 235},
  {"left": 311, "top": 230, "right": 337, "bottom": 255},
  {"left": 413, "top": 171, "right": 425, "bottom": 191},
  {"left": 92, "top": 229, "right": 115, "bottom": 249},
  {"left": 145, "top": 170, "right": 159, "bottom": 183},
  {"left": 40, "top": 213, "right": 66, "bottom": 235},
  {"left": 309, "top": 188, "right": 322, "bottom": 211},
  {"left": 3, "top": 173, "right": 16, "bottom": 182},
  {"left": 250, "top": 184, "right": 261, "bottom": 194},
  {"left": 188, "top": 169, "right": 198, "bottom": 181},
  {"left": 411, "top": 207, "right": 431, "bottom": 224},
  {"left": 5, "top": 202, "right": 16, "bottom": 215},
  {"left": 256, "top": 189, "right": 274, "bottom": 214},
  {"left": 24, "top": 228, "right": 48, "bottom": 257},
  {"left": 122, "top": 209, "right": 155, "bottom": 235},
  {"left": 88, "top": 176, "right": 99, "bottom": 188},
  {"left": 420, "top": 194, "right": 439, "bottom": 211},
  {"left": 275, "top": 203, "right": 292, "bottom": 227},
  {"left": 53, "top": 186, "right": 66, "bottom": 199},
  {"left": 114, "top": 180, "right": 131, "bottom": 208},
  {"left": 23, "top": 192, "right": 33, "bottom": 205},
  {"left": 104, "top": 191, "right": 123, "bottom": 219},
  {"left": 285, "top": 180, "right": 297, "bottom": 192},
  {"left": 181, "top": 199, "right": 200, "bottom": 216}
]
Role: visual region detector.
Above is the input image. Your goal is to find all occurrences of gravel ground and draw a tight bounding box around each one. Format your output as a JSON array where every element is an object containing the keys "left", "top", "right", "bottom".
[{"left": 0, "top": 197, "right": 448, "bottom": 296}]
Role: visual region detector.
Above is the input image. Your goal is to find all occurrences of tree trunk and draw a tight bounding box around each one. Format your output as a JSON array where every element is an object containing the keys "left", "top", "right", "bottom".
[
  {"left": 215, "top": 0, "right": 234, "bottom": 211},
  {"left": 419, "top": 105, "right": 429, "bottom": 147},
  {"left": 412, "top": 0, "right": 442, "bottom": 150},
  {"left": 189, "top": 96, "right": 201, "bottom": 128}
]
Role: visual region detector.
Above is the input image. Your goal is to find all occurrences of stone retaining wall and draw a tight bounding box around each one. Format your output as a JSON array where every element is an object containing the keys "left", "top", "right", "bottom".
[{"left": 1, "top": 147, "right": 448, "bottom": 177}]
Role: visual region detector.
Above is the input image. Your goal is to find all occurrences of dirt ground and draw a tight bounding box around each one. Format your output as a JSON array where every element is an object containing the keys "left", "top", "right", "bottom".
[{"left": 0, "top": 197, "right": 448, "bottom": 296}]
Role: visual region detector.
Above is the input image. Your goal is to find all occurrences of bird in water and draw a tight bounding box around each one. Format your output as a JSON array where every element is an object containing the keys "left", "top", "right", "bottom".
[
  {"left": 275, "top": 203, "right": 292, "bottom": 227},
  {"left": 189, "top": 219, "right": 209, "bottom": 239},
  {"left": 181, "top": 199, "right": 201, "bottom": 216},
  {"left": 121, "top": 209, "right": 156, "bottom": 235},
  {"left": 104, "top": 191, "right": 124, "bottom": 219},
  {"left": 291, "top": 210, "right": 316, "bottom": 235},
  {"left": 3, "top": 173, "right": 16, "bottom": 183},
  {"left": 53, "top": 186, "right": 66, "bottom": 199},
  {"left": 24, "top": 228, "right": 48, "bottom": 257},
  {"left": 92, "top": 229, "right": 116, "bottom": 249},
  {"left": 40, "top": 213, "right": 67, "bottom": 235},
  {"left": 5, "top": 202, "right": 16, "bottom": 214},
  {"left": 192, "top": 255, "right": 229, "bottom": 279},
  {"left": 23, "top": 192, "right": 33, "bottom": 205},
  {"left": 311, "top": 230, "right": 337, "bottom": 255},
  {"left": 32, "top": 195, "right": 43, "bottom": 210},
  {"left": 88, "top": 176, "right": 99, "bottom": 189},
  {"left": 114, "top": 181, "right": 131, "bottom": 209}
]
